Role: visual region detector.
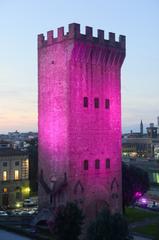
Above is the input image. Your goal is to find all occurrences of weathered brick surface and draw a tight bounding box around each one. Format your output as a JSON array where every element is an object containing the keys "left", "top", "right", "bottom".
[{"left": 38, "top": 23, "right": 126, "bottom": 215}]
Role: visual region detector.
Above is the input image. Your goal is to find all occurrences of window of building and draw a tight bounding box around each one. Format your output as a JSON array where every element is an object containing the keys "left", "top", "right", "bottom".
[
  {"left": 95, "top": 159, "right": 100, "bottom": 169},
  {"left": 84, "top": 160, "right": 88, "bottom": 170},
  {"left": 16, "top": 192, "right": 21, "bottom": 200},
  {"left": 3, "top": 171, "right": 7, "bottom": 181},
  {"left": 152, "top": 173, "right": 159, "bottom": 184},
  {"left": 3, "top": 188, "right": 8, "bottom": 193},
  {"left": 15, "top": 187, "right": 21, "bottom": 200},
  {"left": 14, "top": 170, "right": 19, "bottom": 180},
  {"left": 3, "top": 162, "right": 7, "bottom": 167},
  {"left": 106, "top": 158, "right": 110, "bottom": 169},
  {"left": 22, "top": 159, "right": 29, "bottom": 179},
  {"left": 15, "top": 161, "right": 19, "bottom": 166},
  {"left": 83, "top": 97, "right": 88, "bottom": 107},
  {"left": 105, "top": 99, "right": 110, "bottom": 109},
  {"left": 94, "top": 98, "right": 99, "bottom": 108}
]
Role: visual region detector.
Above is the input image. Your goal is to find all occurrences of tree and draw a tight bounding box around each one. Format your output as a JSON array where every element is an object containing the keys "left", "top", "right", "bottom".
[
  {"left": 87, "top": 208, "right": 129, "bottom": 240},
  {"left": 111, "top": 213, "right": 129, "bottom": 240},
  {"left": 87, "top": 208, "right": 111, "bottom": 240},
  {"left": 122, "top": 162, "right": 150, "bottom": 209},
  {"left": 27, "top": 138, "right": 38, "bottom": 195},
  {"left": 52, "top": 202, "right": 84, "bottom": 240}
]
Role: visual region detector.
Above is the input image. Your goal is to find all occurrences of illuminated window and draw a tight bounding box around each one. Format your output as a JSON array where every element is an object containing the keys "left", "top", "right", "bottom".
[
  {"left": 105, "top": 99, "right": 110, "bottom": 109},
  {"left": 3, "top": 171, "right": 7, "bottom": 181},
  {"left": 3, "top": 188, "right": 8, "bottom": 193},
  {"left": 3, "top": 162, "right": 7, "bottom": 167},
  {"left": 106, "top": 158, "right": 110, "bottom": 169},
  {"left": 14, "top": 170, "right": 19, "bottom": 180},
  {"left": 152, "top": 173, "right": 159, "bottom": 184},
  {"left": 83, "top": 97, "right": 88, "bottom": 107},
  {"left": 15, "top": 161, "right": 19, "bottom": 166},
  {"left": 95, "top": 159, "right": 100, "bottom": 169},
  {"left": 22, "top": 159, "right": 29, "bottom": 179},
  {"left": 84, "top": 160, "right": 88, "bottom": 170},
  {"left": 94, "top": 98, "right": 99, "bottom": 108}
]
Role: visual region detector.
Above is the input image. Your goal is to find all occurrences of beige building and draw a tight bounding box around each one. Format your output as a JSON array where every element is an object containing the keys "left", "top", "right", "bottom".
[
  {"left": 0, "top": 149, "right": 29, "bottom": 208},
  {"left": 122, "top": 137, "right": 153, "bottom": 158}
]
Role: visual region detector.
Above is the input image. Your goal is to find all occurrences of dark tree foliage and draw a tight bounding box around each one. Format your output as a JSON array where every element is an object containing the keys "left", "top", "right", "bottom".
[
  {"left": 111, "top": 213, "right": 129, "bottom": 240},
  {"left": 87, "top": 208, "right": 129, "bottom": 240},
  {"left": 52, "top": 202, "right": 84, "bottom": 240},
  {"left": 122, "top": 162, "right": 150, "bottom": 207},
  {"left": 87, "top": 208, "right": 112, "bottom": 240},
  {"left": 27, "top": 138, "right": 38, "bottom": 195}
]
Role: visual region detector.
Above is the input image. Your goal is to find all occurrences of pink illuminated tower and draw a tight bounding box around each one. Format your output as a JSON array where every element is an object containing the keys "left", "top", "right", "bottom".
[{"left": 38, "top": 23, "right": 126, "bottom": 216}]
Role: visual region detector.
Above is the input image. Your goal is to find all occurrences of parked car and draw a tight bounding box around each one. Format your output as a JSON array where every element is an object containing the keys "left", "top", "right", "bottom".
[
  {"left": 0, "top": 211, "right": 8, "bottom": 216},
  {"left": 147, "top": 202, "right": 159, "bottom": 211},
  {"left": 23, "top": 198, "right": 36, "bottom": 207}
]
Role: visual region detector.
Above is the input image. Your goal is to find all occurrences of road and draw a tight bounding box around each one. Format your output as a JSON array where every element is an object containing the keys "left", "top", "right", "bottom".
[
  {"left": 133, "top": 236, "right": 152, "bottom": 240},
  {"left": 0, "top": 229, "right": 32, "bottom": 240}
]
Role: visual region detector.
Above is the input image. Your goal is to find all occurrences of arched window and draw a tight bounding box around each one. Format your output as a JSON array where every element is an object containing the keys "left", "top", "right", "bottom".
[
  {"left": 94, "top": 98, "right": 99, "bottom": 108},
  {"left": 95, "top": 159, "right": 100, "bottom": 169},
  {"left": 84, "top": 160, "right": 88, "bottom": 170},
  {"left": 83, "top": 97, "right": 88, "bottom": 107},
  {"left": 106, "top": 158, "right": 110, "bottom": 168},
  {"left": 105, "top": 99, "right": 110, "bottom": 109}
]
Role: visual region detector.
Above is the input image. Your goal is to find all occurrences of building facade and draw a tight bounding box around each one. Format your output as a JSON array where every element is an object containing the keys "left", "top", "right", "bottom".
[
  {"left": 122, "top": 121, "right": 159, "bottom": 159},
  {"left": 122, "top": 137, "right": 152, "bottom": 158},
  {"left": 38, "top": 23, "right": 126, "bottom": 216},
  {"left": 0, "top": 149, "right": 29, "bottom": 208}
]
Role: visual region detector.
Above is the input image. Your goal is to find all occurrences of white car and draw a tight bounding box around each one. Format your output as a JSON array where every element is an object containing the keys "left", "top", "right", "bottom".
[
  {"left": 0, "top": 211, "right": 8, "bottom": 216},
  {"left": 23, "top": 199, "right": 35, "bottom": 207}
]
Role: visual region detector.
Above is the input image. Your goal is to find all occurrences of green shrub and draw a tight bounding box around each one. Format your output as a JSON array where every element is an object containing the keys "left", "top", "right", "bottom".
[
  {"left": 52, "top": 202, "right": 84, "bottom": 240},
  {"left": 111, "top": 213, "right": 129, "bottom": 240},
  {"left": 87, "top": 208, "right": 129, "bottom": 240}
]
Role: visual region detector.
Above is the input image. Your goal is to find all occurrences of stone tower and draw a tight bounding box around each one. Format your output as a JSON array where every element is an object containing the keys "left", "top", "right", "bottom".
[{"left": 38, "top": 23, "right": 126, "bottom": 216}]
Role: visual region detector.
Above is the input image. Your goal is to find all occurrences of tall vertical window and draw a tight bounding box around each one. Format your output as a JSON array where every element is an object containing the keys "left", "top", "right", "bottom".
[
  {"left": 84, "top": 160, "right": 88, "bottom": 170},
  {"left": 3, "top": 171, "right": 7, "bottom": 181},
  {"left": 3, "top": 188, "right": 8, "bottom": 193},
  {"left": 152, "top": 173, "right": 159, "bottom": 184},
  {"left": 83, "top": 97, "right": 88, "bottom": 107},
  {"left": 22, "top": 159, "right": 29, "bottom": 179},
  {"left": 106, "top": 158, "right": 110, "bottom": 169},
  {"left": 95, "top": 159, "right": 100, "bottom": 169},
  {"left": 94, "top": 98, "right": 99, "bottom": 108},
  {"left": 105, "top": 99, "right": 110, "bottom": 109},
  {"left": 15, "top": 187, "right": 21, "bottom": 200},
  {"left": 14, "top": 170, "right": 19, "bottom": 180}
]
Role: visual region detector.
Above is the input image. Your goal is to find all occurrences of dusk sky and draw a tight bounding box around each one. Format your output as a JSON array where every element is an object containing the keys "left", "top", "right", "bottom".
[{"left": 0, "top": 0, "right": 159, "bottom": 133}]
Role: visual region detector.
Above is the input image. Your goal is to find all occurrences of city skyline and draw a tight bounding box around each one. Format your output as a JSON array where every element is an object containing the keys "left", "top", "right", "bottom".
[{"left": 0, "top": 0, "right": 159, "bottom": 133}]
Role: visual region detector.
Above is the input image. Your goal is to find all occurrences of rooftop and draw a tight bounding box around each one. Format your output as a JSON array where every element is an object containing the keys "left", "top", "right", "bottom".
[{"left": 0, "top": 148, "right": 28, "bottom": 157}]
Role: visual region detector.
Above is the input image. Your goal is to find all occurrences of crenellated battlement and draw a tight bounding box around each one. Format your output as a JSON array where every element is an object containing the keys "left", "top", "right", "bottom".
[{"left": 38, "top": 23, "right": 126, "bottom": 50}]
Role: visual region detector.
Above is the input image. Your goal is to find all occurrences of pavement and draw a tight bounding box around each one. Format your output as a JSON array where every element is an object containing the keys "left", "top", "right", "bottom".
[
  {"left": 0, "top": 229, "right": 32, "bottom": 240},
  {"left": 130, "top": 216, "right": 159, "bottom": 229},
  {"left": 133, "top": 235, "right": 153, "bottom": 240}
]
